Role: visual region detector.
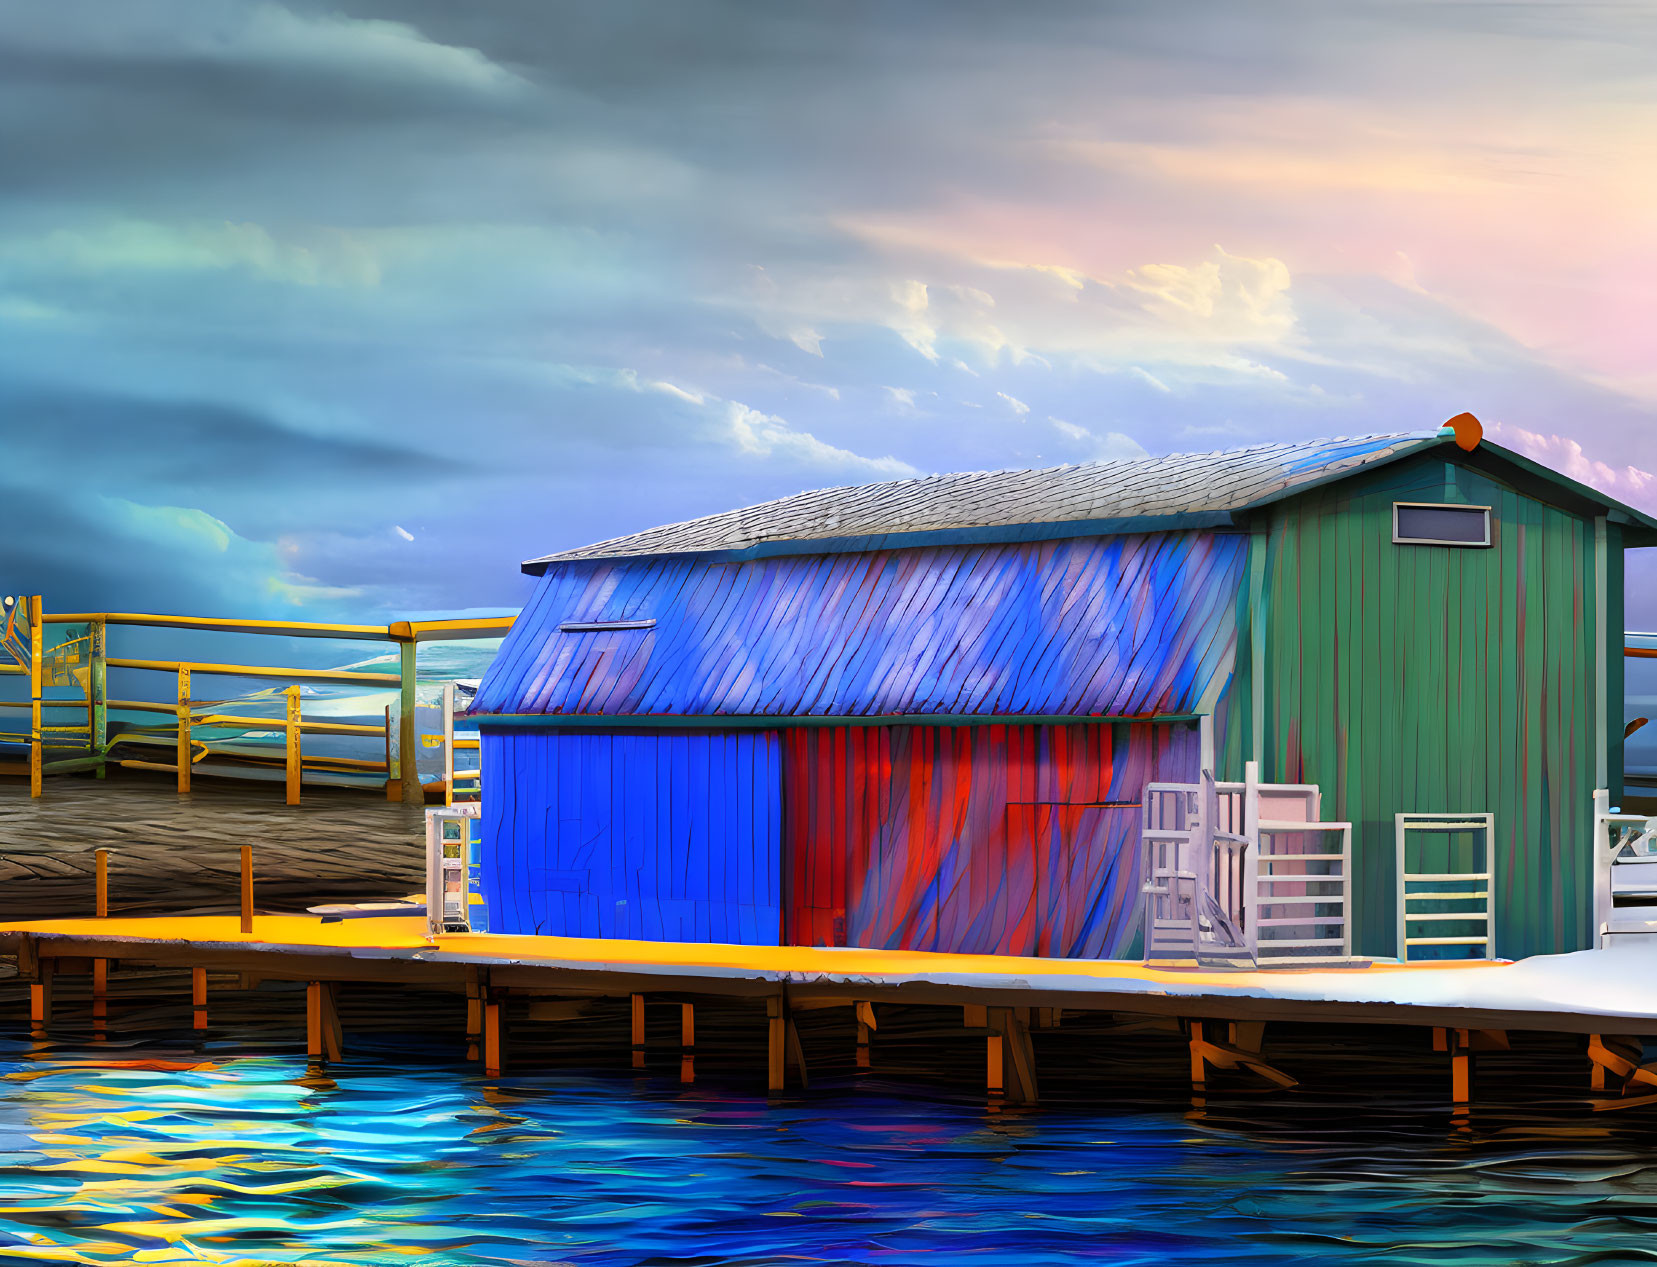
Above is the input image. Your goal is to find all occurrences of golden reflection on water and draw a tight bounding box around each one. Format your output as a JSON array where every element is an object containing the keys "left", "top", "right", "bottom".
[{"left": 0, "top": 1054, "right": 460, "bottom": 1266}]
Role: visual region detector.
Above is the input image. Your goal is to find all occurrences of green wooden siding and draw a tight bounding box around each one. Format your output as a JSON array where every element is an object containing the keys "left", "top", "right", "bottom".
[{"left": 1220, "top": 452, "right": 1607, "bottom": 959}]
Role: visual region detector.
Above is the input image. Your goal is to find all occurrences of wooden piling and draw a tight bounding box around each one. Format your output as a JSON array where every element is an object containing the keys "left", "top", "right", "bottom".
[
  {"left": 1451, "top": 1027, "right": 1472, "bottom": 1104},
  {"left": 484, "top": 999, "right": 504, "bottom": 1077},
  {"left": 767, "top": 995, "right": 786, "bottom": 1092},
  {"left": 989, "top": 1007, "right": 1037, "bottom": 1104},
  {"left": 1585, "top": 1034, "right": 1656, "bottom": 1094},
  {"left": 465, "top": 969, "right": 483, "bottom": 1061},
  {"left": 306, "top": 982, "right": 322, "bottom": 1059},
  {"left": 30, "top": 960, "right": 52, "bottom": 1033},
  {"left": 855, "top": 1000, "right": 875, "bottom": 1068},
  {"left": 239, "top": 845, "right": 254, "bottom": 935},
  {"left": 786, "top": 1015, "right": 810, "bottom": 1089},
  {"left": 91, "top": 959, "right": 107, "bottom": 1032},
  {"left": 1189, "top": 1020, "right": 1207, "bottom": 1091},
  {"left": 192, "top": 966, "right": 208, "bottom": 1031},
  {"left": 284, "top": 685, "right": 301, "bottom": 806},
  {"left": 306, "top": 982, "right": 342, "bottom": 1063},
  {"left": 680, "top": 1002, "right": 695, "bottom": 1084},
  {"left": 28, "top": 595, "right": 42, "bottom": 799},
  {"left": 631, "top": 993, "right": 646, "bottom": 1069},
  {"left": 176, "top": 666, "right": 192, "bottom": 794}
]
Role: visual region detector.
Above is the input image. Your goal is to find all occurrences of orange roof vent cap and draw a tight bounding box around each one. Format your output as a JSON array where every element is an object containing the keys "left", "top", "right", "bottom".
[{"left": 1439, "top": 412, "right": 1483, "bottom": 452}]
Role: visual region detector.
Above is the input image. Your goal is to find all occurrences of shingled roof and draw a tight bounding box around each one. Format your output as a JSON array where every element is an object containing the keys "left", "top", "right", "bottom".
[
  {"left": 524, "top": 425, "right": 1657, "bottom": 572},
  {"left": 525, "top": 431, "right": 1447, "bottom": 573}
]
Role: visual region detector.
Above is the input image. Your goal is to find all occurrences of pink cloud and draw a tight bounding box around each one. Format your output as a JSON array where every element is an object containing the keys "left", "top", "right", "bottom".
[{"left": 1490, "top": 422, "right": 1656, "bottom": 511}]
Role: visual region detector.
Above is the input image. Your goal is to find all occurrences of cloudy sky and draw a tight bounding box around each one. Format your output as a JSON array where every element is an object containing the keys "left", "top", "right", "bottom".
[{"left": 3, "top": 0, "right": 1656, "bottom": 623}]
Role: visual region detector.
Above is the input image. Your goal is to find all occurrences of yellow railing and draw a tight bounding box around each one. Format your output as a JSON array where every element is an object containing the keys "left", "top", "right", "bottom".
[{"left": 0, "top": 596, "right": 512, "bottom": 804}]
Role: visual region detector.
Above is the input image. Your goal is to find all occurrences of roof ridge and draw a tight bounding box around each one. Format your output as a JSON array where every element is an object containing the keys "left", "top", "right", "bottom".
[{"left": 526, "top": 429, "right": 1439, "bottom": 569}]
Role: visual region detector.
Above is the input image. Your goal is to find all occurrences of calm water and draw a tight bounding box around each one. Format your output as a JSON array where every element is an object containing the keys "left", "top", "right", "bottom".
[{"left": 3, "top": 993, "right": 1657, "bottom": 1267}]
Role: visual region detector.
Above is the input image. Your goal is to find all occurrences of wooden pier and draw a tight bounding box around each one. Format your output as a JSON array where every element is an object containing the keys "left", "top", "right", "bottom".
[
  {"left": 5, "top": 908, "right": 1657, "bottom": 1109},
  {"left": 0, "top": 774, "right": 424, "bottom": 918}
]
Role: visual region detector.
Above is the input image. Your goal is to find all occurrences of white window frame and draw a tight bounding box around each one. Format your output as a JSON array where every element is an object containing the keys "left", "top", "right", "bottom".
[{"left": 1391, "top": 501, "right": 1492, "bottom": 548}]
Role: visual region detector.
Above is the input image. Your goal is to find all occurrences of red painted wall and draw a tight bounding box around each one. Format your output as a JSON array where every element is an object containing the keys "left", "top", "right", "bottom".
[{"left": 784, "top": 721, "right": 1197, "bottom": 958}]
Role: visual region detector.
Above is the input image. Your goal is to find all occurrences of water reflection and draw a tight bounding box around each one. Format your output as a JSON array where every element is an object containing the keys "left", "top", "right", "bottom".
[{"left": 1, "top": 1009, "right": 1657, "bottom": 1265}]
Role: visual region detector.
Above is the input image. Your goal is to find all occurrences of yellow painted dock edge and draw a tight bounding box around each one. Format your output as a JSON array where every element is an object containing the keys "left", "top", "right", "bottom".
[{"left": 1, "top": 914, "right": 1646, "bottom": 1037}]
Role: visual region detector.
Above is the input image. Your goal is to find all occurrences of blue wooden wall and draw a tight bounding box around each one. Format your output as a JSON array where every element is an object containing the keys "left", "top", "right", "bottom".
[
  {"left": 481, "top": 730, "right": 783, "bottom": 944},
  {"left": 473, "top": 530, "right": 1246, "bottom": 719}
]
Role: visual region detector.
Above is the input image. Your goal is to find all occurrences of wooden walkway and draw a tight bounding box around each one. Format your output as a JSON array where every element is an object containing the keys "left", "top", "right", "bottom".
[{"left": 0, "top": 774, "right": 425, "bottom": 918}]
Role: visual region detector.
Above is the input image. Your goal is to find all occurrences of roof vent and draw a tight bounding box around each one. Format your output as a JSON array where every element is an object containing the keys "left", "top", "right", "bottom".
[{"left": 1438, "top": 412, "right": 1483, "bottom": 452}]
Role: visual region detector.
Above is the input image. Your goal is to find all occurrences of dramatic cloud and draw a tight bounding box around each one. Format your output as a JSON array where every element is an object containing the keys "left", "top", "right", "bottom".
[{"left": 0, "top": 0, "right": 1652, "bottom": 635}]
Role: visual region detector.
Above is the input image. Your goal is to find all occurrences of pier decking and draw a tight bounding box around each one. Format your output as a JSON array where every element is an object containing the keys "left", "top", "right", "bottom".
[
  {"left": 0, "top": 775, "right": 424, "bottom": 918},
  {"left": 3, "top": 911, "right": 1654, "bottom": 1033}
]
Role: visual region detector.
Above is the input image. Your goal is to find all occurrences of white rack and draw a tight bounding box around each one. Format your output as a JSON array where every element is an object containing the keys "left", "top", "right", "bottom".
[
  {"left": 426, "top": 802, "right": 482, "bottom": 935},
  {"left": 1395, "top": 812, "right": 1496, "bottom": 961},
  {"left": 439, "top": 681, "right": 481, "bottom": 806},
  {"left": 1142, "top": 763, "right": 1352, "bottom": 967},
  {"left": 1593, "top": 788, "right": 1657, "bottom": 946},
  {"left": 1252, "top": 818, "right": 1353, "bottom": 964}
]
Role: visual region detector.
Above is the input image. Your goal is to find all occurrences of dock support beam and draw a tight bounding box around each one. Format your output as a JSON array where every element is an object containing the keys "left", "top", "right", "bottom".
[
  {"left": 680, "top": 1003, "right": 695, "bottom": 1084},
  {"left": 631, "top": 993, "right": 646, "bottom": 1069},
  {"left": 766, "top": 995, "right": 807, "bottom": 1092},
  {"left": 484, "top": 998, "right": 504, "bottom": 1077},
  {"left": 963, "top": 1004, "right": 1000, "bottom": 1097},
  {"left": 465, "top": 969, "right": 483, "bottom": 1062},
  {"left": 855, "top": 1000, "right": 875, "bottom": 1069},
  {"left": 989, "top": 1007, "right": 1037, "bottom": 1105},
  {"left": 767, "top": 996, "right": 785, "bottom": 1092},
  {"left": 30, "top": 960, "right": 52, "bottom": 1035},
  {"left": 91, "top": 959, "right": 107, "bottom": 1034},
  {"left": 192, "top": 967, "right": 208, "bottom": 1031},
  {"left": 1189, "top": 1020, "right": 1208, "bottom": 1094},
  {"left": 1436, "top": 1027, "right": 1473, "bottom": 1104},
  {"left": 1587, "top": 1034, "right": 1657, "bottom": 1095},
  {"left": 306, "top": 982, "right": 342, "bottom": 1064},
  {"left": 93, "top": 848, "right": 109, "bottom": 1032}
]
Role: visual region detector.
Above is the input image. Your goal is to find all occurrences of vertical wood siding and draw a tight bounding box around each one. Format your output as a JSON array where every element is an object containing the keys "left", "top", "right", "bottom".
[
  {"left": 482, "top": 731, "right": 782, "bottom": 944},
  {"left": 475, "top": 531, "right": 1247, "bottom": 719},
  {"left": 1221, "top": 454, "right": 1602, "bottom": 959},
  {"left": 785, "top": 722, "right": 1198, "bottom": 957}
]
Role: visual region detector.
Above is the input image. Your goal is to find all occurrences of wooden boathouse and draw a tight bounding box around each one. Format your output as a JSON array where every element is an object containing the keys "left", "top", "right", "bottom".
[
  {"left": 470, "top": 416, "right": 1657, "bottom": 963},
  {"left": 9, "top": 414, "right": 1657, "bottom": 1106}
]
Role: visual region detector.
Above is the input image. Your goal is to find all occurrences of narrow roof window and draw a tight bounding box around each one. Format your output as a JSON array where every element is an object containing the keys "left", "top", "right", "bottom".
[
  {"left": 1392, "top": 502, "right": 1491, "bottom": 548},
  {"left": 558, "top": 619, "right": 657, "bottom": 632}
]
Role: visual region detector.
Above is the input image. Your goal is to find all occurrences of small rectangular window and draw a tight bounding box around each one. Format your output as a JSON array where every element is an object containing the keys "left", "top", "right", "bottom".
[{"left": 1392, "top": 502, "right": 1491, "bottom": 547}]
